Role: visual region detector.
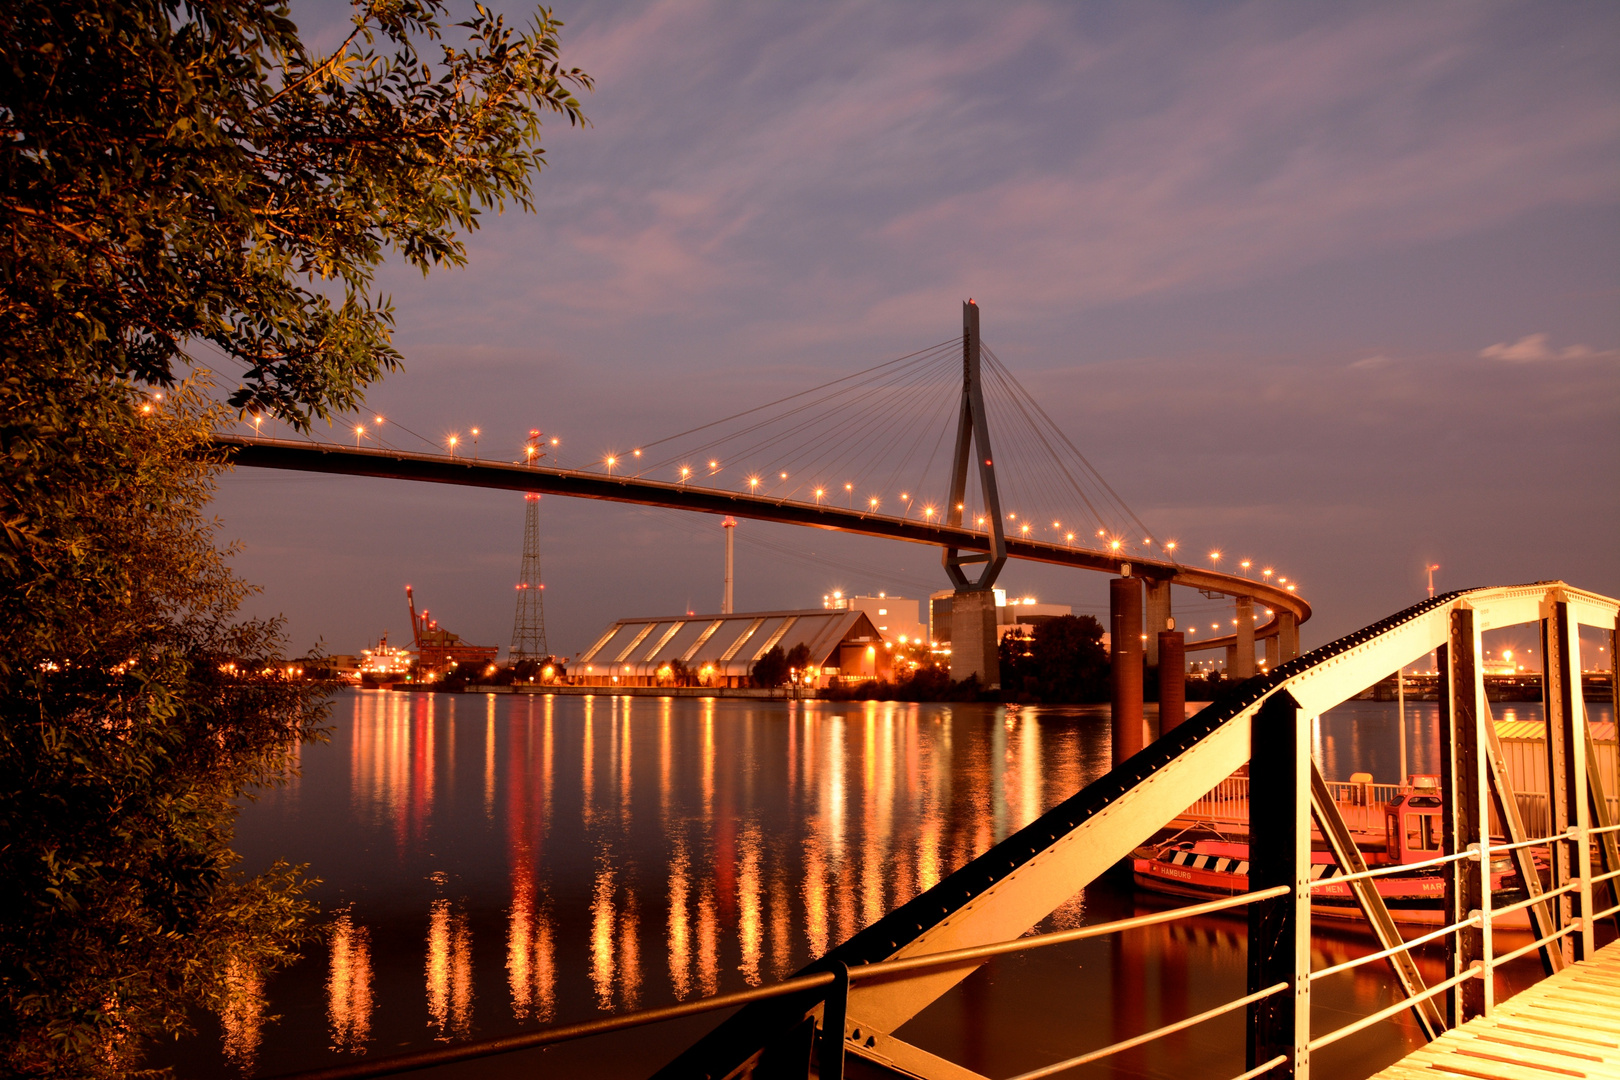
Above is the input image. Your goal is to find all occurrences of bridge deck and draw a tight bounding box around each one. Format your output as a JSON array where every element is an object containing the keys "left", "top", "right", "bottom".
[{"left": 1367, "top": 939, "right": 1620, "bottom": 1080}]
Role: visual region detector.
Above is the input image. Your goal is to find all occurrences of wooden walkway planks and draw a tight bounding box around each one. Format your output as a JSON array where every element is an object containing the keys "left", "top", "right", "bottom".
[{"left": 1367, "top": 939, "right": 1620, "bottom": 1080}]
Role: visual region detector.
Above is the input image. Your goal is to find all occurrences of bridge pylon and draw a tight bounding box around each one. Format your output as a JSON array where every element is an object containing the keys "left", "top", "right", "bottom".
[{"left": 943, "top": 300, "right": 1007, "bottom": 688}]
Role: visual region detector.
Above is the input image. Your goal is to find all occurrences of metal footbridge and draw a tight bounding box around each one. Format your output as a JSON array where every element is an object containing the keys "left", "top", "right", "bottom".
[{"left": 275, "top": 579, "right": 1620, "bottom": 1080}]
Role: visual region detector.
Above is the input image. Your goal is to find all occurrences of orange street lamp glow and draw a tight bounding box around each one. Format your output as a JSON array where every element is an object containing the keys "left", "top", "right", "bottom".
[
  {"left": 814, "top": 488, "right": 825, "bottom": 502},
  {"left": 1240, "top": 559, "right": 1251, "bottom": 571},
  {"left": 1263, "top": 567, "right": 1274, "bottom": 579},
  {"left": 1066, "top": 532, "right": 1074, "bottom": 542},
  {"left": 923, "top": 505, "right": 936, "bottom": 520},
  {"left": 1109, "top": 538, "right": 1122, "bottom": 551},
  {"left": 1209, "top": 550, "right": 1221, "bottom": 563},
  {"left": 1166, "top": 540, "right": 1177, "bottom": 552},
  {"left": 679, "top": 466, "right": 691, "bottom": 484},
  {"left": 447, "top": 434, "right": 458, "bottom": 456},
  {"left": 633, "top": 449, "right": 642, "bottom": 457},
  {"left": 869, "top": 496, "right": 879, "bottom": 509},
  {"left": 749, "top": 476, "right": 761, "bottom": 490}
]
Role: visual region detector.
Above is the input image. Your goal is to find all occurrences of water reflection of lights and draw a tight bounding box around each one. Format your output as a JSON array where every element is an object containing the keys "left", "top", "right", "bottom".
[
  {"left": 327, "top": 908, "right": 373, "bottom": 1053},
  {"left": 737, "top": 824, "right": 764, "bottom": 985},
  {"left": 218, "top": 955, "right": 265, "bottom": 1069},
  {"left": 425, "top": 898, "right": 473, "bottom": 1040}
]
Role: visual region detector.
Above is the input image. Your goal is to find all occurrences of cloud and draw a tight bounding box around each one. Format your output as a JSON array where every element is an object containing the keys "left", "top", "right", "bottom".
[
  {"left": 1349, "top": 354, "right": 1395, "bottom": 370},
  {"left": 1479, "top": 333, "right": 1610, "bottom": 362}
]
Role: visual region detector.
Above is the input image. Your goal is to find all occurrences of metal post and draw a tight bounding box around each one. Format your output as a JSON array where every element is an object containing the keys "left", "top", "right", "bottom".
[
  {"left": 1441, "top": 608, "right": 1486, "bottom": 1023},
  {"left": 722, "top": 517, "right": 736, "bottom": 615},
  {"left": 1397, "top": 665, "right": 1408, "bottom": 786},
  {"left": 1247, "top": 690, "right": 1310, "bottom": 1080},
  {"left": 1543, "top": 600, "right": 1591, "bottom": 962},
  {"left": 819, "top": 961, "right": 849, "bottom": 1080},
  {"left": 1110, "top": 576, "right": 1145, "bottom": 765}
]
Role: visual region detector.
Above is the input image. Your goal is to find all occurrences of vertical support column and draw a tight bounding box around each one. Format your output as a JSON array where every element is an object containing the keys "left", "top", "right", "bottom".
[
  {"left": 1158, "top": 630, "right": 1186, "bottom": 734},
  {"left": 1144, "top": 579, "right": 1172, "bottom": 668},
  {"left": 1266, "top": 634, "right": 1281, "bottom": 672},
  {"left": 1543, "top": 599, "right": 1591, "bottom": 962},
  {"left": 1247, "top": 690, "right": 1310, "bottom": 1080},
  {"left": 722, "top": 517, "right": 736, "bottom": 615},
  {"left": 1441, "top": 607, "right": 1487, "bottom": 1024},
  {"left": 948, "top": 589, "right": 1000, "bottom": 690},
  {"left": 1225, "top": 644, "right": 1238, "bottom": 677},
  {"left": 1279, "top": 611, "right": 1300, "bottom": 660},
  {"left": 1110, "top": 576, "right": 1144, "bottom": 766},
  {"left": 1234, "top": 596, "right": 1256, "bottom": 680}
]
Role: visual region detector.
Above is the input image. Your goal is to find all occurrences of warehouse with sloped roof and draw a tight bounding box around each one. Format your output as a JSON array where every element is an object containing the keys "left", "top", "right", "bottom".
[{"left": 570, "top": 608, "right": 893, "bottom": 689}]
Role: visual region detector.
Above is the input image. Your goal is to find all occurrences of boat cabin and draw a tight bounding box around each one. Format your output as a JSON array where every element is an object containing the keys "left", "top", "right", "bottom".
[{"left": 1384, "top": 774, "right": 1442, "bottom": 865}]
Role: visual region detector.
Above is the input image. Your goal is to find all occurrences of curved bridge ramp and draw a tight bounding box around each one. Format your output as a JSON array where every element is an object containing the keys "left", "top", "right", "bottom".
[{"left": 652, "top": 582, "right": 1619, "bottom": 1080}]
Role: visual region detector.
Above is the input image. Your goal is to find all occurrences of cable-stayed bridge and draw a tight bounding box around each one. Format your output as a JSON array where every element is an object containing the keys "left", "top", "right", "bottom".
[{"left": 217, "top": 301, "right": 1308, "bottom": 703}]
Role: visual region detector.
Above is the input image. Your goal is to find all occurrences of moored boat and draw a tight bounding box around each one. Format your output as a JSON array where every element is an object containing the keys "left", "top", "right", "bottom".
[{"left": 1134, "top": 776, "right": 1534, "bottom": 927}]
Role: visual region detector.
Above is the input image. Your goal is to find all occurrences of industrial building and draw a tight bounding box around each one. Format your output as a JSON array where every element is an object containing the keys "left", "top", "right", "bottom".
[
  {"left": 821, "top": 591, "right": 928, "bottom": 646},
  {"left": 571, "top": 608, "right": 893, "bottom": 689},
  {"left": 928, "top": 589, "right": 1073, "bottom": 646}
]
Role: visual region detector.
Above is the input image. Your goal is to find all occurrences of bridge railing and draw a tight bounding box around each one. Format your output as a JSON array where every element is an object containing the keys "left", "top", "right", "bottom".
[
  {"left": 266, "top": 819, "right": 1616, "bottom": 1080},
  {"left": 266, "top": 885, "right": 1295, "bottom": 1080}
]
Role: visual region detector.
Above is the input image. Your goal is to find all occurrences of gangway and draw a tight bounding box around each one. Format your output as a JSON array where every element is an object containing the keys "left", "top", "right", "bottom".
[{"left": 271, "top": 580, "right": 1619, "bottom": 1080}]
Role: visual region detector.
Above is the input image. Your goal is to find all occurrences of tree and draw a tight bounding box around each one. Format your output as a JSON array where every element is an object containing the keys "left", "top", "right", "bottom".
[
  {"left": 0, "top": 1, "right": 591, "bottom": 1072},
  {"left": 751, "top": 645, "right": 789, "bottom": 689},
  {"left": 1, "top": 0, "right": 591, "bottom": 424},
  {"left": 0, "top": 382, "right": 327, "bottom": 1076},
  {"left": 996, "top": 615, "right": 1109, "bottom": 702},
  {"left": 784, "top": 642, "right": 812, "bottom": 680}
]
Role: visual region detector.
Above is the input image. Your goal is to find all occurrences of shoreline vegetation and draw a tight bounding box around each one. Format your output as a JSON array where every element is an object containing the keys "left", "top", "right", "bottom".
[{"left": 1, "top": 1, "right": 591, "bottom": 1073}]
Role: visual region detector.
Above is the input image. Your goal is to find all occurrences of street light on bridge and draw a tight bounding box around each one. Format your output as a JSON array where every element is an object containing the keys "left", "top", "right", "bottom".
[{"left": 447, "top": 434, "right": 458, "bottom": 457}]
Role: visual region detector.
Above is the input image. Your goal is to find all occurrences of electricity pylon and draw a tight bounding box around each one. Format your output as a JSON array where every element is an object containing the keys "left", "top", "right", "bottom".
[{"left": 510, "top": 492, "right": 549, "bottom": 661}]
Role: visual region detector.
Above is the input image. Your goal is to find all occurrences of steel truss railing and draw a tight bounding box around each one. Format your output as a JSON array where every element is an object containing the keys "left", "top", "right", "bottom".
[{"left": 268, "top": 584, "right": 1618, "bottom": 1080}]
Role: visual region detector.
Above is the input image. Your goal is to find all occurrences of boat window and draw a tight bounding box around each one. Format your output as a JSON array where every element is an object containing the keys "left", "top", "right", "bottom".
[
  {"left": 1388, "top": 795, "right": 1405, "bottom": 808},
  {"left": 1406, "top": 812, "right": 1440, "bottom": 853}
]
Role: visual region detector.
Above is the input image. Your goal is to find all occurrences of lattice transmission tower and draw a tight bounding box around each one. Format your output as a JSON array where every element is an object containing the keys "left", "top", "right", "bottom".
[{"left": 510, "top": 492, "right": 549, "bottom": 661}]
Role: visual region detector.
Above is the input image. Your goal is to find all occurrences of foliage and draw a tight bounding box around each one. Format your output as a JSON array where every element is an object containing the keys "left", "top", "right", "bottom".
[
  {"left": 0, "top": 381, "right": 330, "bottom": 1077},
  {"left": 0, "top": 0, "right": 592, "bottom": 425},
  {"left": 784, "top": 642, "right": 812, "bottom": 676},
  {"left": 0, "top": 0, "right": 592, "bottom": 1072},
  {"left": 820, "top": 668, "right": 984, "bottom": 702},
  {"left": 998, "top": 615, "right": 1110, "bottom": 703},
  {"left": 751, "top": 645, "right": 789, "bottom": 689}
]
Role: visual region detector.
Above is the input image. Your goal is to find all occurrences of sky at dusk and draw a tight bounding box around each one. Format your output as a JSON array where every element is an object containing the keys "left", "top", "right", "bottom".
[{"left": 207, "top": 1, "right": 1620, "bottom": 663}]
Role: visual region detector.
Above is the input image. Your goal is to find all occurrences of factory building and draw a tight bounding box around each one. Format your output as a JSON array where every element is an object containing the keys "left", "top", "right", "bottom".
[
  {"left": 929, "top": 589, "right": 1073, "bottom": 645},
  {"left": 571, "top": 608, "right": 894, "bottom": 689},
  {"left": 821, "top": 591, "right": 928, "bottom": 647}
]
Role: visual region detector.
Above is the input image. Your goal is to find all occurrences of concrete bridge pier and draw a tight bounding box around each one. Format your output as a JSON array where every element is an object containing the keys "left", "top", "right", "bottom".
[
  {"left": 1144, "top": 579, "right": 1172, "bottom": 668},
  {"left": 1266, "top": 633, "right": 1281, "bottom": 671},
  {"left": 1110, "top": 575, "right": 1145, "bottom": 765},
  {"left": 1158, "top": 630, "right": 1186, "bottom": 733},
  {"left": 1233, "top": 595, "right": 1256, "bottom": 679},
  {"left": 1278, "top": 610, "right": 1300, "bottom": 660},
  {"left": 949, "top": 588, "right": 1000, "bottom": 690}
]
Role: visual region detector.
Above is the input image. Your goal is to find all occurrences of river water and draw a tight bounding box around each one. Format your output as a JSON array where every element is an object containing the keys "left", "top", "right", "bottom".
[{"left": 162, "top": 691, "right": 1614, "bottom": 1079}]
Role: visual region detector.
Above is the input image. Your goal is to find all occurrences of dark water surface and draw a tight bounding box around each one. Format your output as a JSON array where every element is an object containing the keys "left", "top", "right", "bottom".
[{"left": 161, "top": 691, "right": 1612, "bottom": 1079}]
